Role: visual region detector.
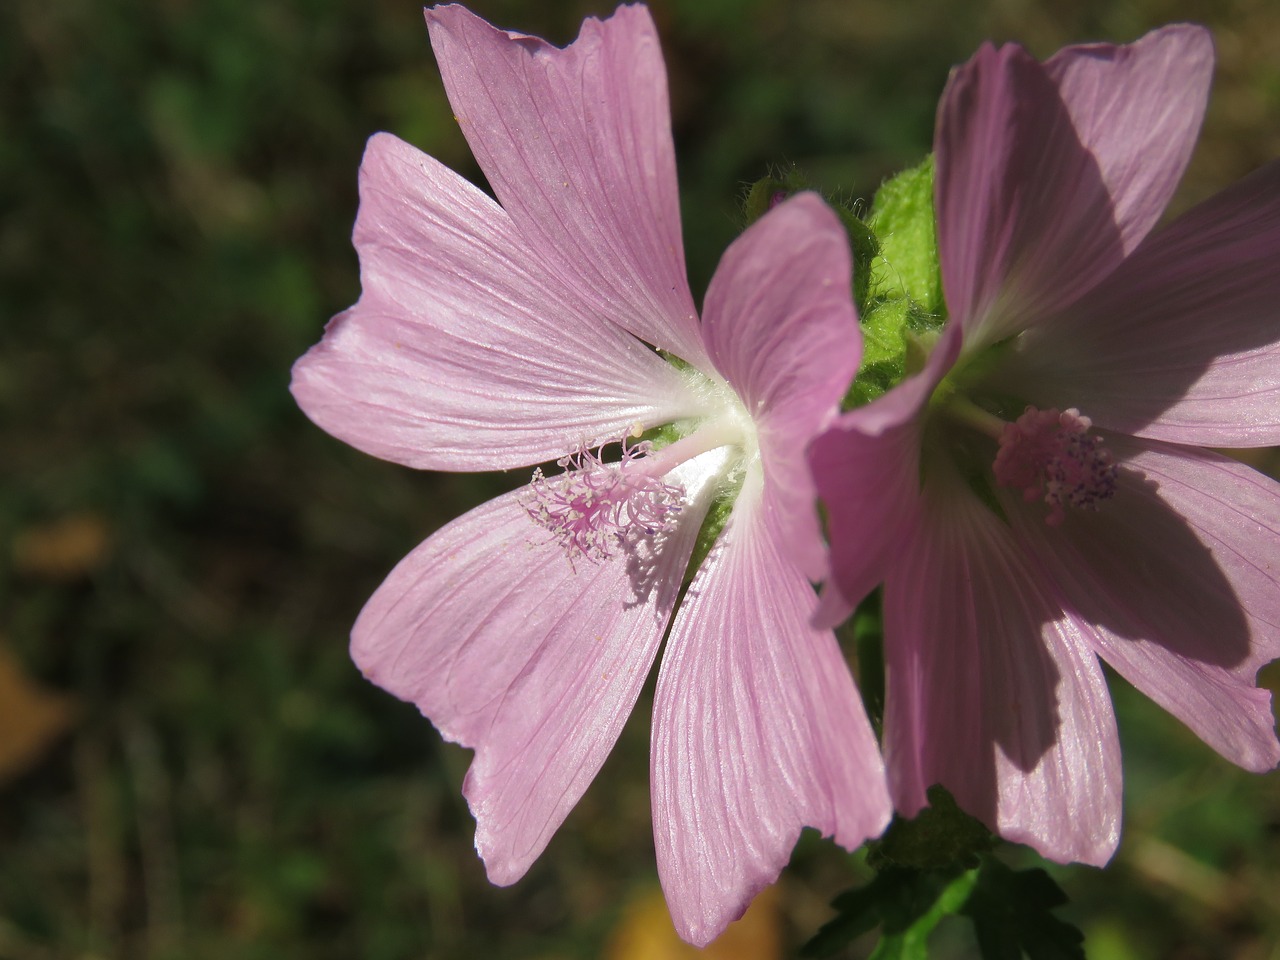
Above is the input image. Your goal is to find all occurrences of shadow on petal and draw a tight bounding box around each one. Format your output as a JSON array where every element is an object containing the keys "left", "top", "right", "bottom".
[
  {"left": 883, "top": 465, "right": 1121, "bottom": 863},
  {"left": 994, "top": 161, "right": 1280, "bottom": 445},
  {"left": 1007, "top": 457, "right": 1251, "bottom": 672}
]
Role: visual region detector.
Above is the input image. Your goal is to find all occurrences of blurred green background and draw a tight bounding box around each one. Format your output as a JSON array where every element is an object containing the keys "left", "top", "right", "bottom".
[{"left": 3, "top": 0, "right": 1279, "bottom": 957}]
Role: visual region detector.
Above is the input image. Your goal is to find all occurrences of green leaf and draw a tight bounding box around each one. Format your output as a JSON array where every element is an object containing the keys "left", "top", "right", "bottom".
[
  {"left": 961, "top": 859, "right": 1086, "bottom": 960},
  {"left": 802, "top": 867, "right": 979, "bottom": 959},
  {"left": 791, "top": 789, "right": 1083, "bottom": 960},
  {"left": 866, "top": 155, "right": 944, "bottom": 317},
  {"left": 861, "top": 298, "right": 913, "bottom": 369},
  {"left": 868, "top": 785, "right": 995, "bottom": 871},
  {"left": 844, "top": 297, "right": 911, "bottom": 408},
  {"left": 839, "top": 155, "right": 947, "bottom": 408},
  {"left": 872, "top": 867, "right": 980, "bottom": 960},
  {"left": 802, "top": 872, "right": 896, "bottom": 956}
]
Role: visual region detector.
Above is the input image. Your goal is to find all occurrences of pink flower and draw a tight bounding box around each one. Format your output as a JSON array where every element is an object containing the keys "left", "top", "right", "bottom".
[
  {"left": 290, "top": 4, "right": 890, "bottom": 945},
  {"left": 811, "top": 24, "right": 1280, "bottom": 865}
]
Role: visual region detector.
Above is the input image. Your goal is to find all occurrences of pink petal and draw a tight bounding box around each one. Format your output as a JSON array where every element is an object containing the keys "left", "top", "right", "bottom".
[
  {"left": 1042, "top": 25, "right": 1213, "bottom": 262},
  {"left": 996, "top": 160, "right": 1280, "bottom": 447},
  {"left": 700, "top": 193, "right": 862, "bottom": 579},
  {"left": 426, "top": 5, "right": 708, "bottom": 367},
  {"left": 809, "top": 411, "right": 924, "bottom": 626},
  {"left": 809, "top": 325, "right": 962, "bottom": 624},
  {"left": 351, "top": 456, "right": 717, "bottom": 884},
  {"left": 935, "top": 27, "right": 1210, "bottom": 350},
  {"left": 1005, "top": 436, "right": 1280, "bottom": 771},
  {"left": 650, "top": 492, "right": 890, "bottom": 947},
  {"left": 883, "top": 473, "right": 1121, "bottom": 865},
  {"left": 290, "top": 134, "right": 702, "bottom": 471}
]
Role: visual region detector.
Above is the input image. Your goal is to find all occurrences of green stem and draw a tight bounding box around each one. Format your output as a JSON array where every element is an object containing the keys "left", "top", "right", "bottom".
[{"left": 937, "top": 392, "right": 1006, "bottom": 440}]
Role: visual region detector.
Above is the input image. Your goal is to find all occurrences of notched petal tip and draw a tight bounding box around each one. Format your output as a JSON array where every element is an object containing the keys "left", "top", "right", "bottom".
[
  {"left": 425, "top": 0, "right": 705, "bottom": 366},
  {"left": 938, "top": 22, "right": 1218, "bottom": 346}
]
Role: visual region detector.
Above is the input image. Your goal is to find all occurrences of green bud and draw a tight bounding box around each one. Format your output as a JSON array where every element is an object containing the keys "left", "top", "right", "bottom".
[{"left": 741, "top": 167, "right": 811, "bottom": 224}]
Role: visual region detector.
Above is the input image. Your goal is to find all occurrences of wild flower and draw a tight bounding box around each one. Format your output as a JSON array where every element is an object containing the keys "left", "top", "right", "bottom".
[
  {"left": 812, "top": 24, "right": 1280, "bottom": 864},
  {"left": 292, "top": 4, "right": 890, "bottom": 944}
]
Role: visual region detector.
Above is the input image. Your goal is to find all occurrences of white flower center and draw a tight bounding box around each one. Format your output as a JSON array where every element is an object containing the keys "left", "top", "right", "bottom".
[{"left": 523, "top": 371, "right": 755, "bottom": 565}]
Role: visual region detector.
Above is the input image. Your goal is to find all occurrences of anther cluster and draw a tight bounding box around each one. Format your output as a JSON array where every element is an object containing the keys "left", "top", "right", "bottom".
[{"left": 993, "top": 406, "right": 1118, "bottom": 526}]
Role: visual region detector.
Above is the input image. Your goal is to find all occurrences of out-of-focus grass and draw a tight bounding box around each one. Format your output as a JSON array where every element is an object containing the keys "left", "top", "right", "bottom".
[{"left": 1, "top": 0, "right": 1277, "bottom": 957}]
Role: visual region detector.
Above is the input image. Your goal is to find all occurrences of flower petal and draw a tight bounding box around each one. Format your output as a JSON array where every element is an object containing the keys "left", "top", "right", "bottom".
[
  {"left": 701, "top": 193, "right": 861, "bottom": 579},
  {"left": 883, "top": 473, "right": 1121, "bottom": 865},
  {"left": 351, "top": 452, "right": 722, "bottom": 884},
  {"left": 809, "top": 325, "right": 962, "bottom": 625},
  {"left": 1042, "top": 25, "right": 1213, "bottom": 262},
  {"left": 651, "top": 488, "right": 890, "bottom": 947},
  {"left": 809, "top": 411, "right": 923, "bottom": 627},
  {"left": 426, "top": 4, "right": 707, "bottom": 366},
  {"left": 997, "top": 160, "right": 1280, "bottom": 446},
  {"left": 290, "top": 134, "right": 702, "bottom": 471},
  {"left": 935, "top": 27, "right": 1211, "bottom": 350},
  {"left": 1005, "top": 437, "right": 1280, "bottom": 771}
]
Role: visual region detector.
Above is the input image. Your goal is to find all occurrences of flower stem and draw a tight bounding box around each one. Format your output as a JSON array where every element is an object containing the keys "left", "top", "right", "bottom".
[{"left": 938, "top": 392, "right": 1006, "bottom": 440}]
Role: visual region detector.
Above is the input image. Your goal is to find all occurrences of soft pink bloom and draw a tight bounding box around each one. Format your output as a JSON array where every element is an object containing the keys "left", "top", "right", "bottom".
[
  {"left": 290, "top": 4, "right": 889, "bottom": 945},
  {"left": 811, "top": 24, "right": 1280, "bottom": 865}
]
